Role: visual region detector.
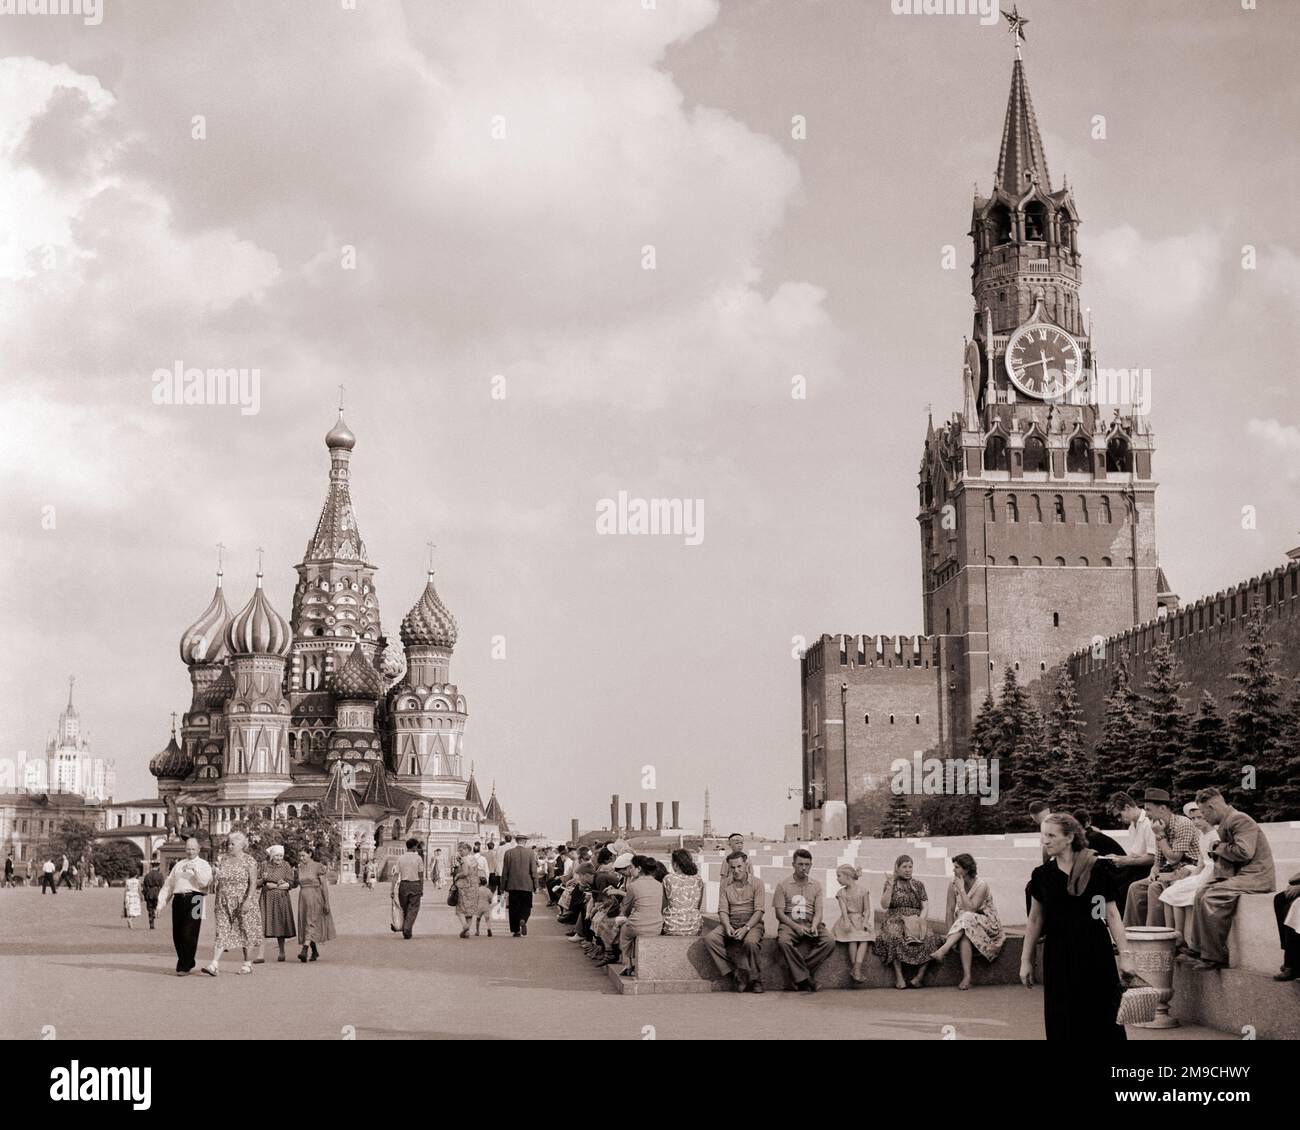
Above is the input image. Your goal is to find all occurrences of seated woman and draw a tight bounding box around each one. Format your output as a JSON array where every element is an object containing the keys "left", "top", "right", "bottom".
[
  {"left": 662, "top": 848, "right": 705, "bottom": 937},
  {"left": 832, "top": 864, "right": 874, "bottom": 983},
  {"left": 874, "top": 854, "right": 943, "bottom": 989},
  {"left": 1157, "top": 801, "right": 1218, "bottom": 949},
  {"left": 932, "top": 853, "right": 1004, "bottom": 989},
  {"left": 611, "top": 856, "right": 664, "bottom": 978}
]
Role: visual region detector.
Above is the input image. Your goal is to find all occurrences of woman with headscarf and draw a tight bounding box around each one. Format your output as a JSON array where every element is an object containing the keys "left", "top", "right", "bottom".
[
  {"left": 453, "top": 842, "right": 492, "bottom": 938},
  {"left": 1158, "top": 801, "right": 1219, "bottom": 949},
  {"left": 260, "top": 845, "right": 298, "bottom": 962},
  {"left": 295, "top": 848, "right": 336, "bottom": 962},
  {"left": 874, "top": 854, "right": 943, "bottom": 989},
  {"left": 202, "top": 831, "right": 260, "bottom": 976},
  {"left": 1022, "top": 812, "right": 1134, "bottom": 1041}
]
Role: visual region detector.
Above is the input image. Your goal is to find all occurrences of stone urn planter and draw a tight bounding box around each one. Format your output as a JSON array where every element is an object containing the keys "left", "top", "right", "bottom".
[{"left": 1124, "top": 925, "right": 1180, "bottom": 1029}]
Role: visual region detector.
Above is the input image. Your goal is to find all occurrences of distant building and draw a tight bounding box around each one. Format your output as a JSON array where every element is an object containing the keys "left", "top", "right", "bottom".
[{"left": 16, "top": 677, "right": 117, "bottom": 803}]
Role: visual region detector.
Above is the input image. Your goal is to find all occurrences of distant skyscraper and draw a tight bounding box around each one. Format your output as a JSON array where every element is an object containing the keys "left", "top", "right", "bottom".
[
  {"left": 701, "top": 786, "right": 712, "bottom": 838},
  {"left": 40, "top": 677, "right": 115, "bottom": 802}
]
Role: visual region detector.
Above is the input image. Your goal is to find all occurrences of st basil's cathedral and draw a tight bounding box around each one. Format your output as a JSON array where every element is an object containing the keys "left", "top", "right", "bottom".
[{"left": 148, "top": 412, "right": 508, "bottom": 877}]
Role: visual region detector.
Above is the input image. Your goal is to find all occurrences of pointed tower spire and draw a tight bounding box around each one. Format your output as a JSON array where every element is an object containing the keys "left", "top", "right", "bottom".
[
  {"left": 67, "top": 674, "right": 75, "bottom": 710},
  {"left": 996, "top": 56, "right": 1050, "bottom": 194}
]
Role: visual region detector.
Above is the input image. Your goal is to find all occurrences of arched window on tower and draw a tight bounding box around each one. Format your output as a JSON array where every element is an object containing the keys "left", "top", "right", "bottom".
[
  {"left": 1078, "top": 496, "right": 1089, "bottom": 523},
  {"left": 1031, "top": 495, "right": 1043, "bottom": 523},
  {"left": 1053, "top": 495, "right": 1066, "bottom": 523},
  {"left": 1023, "top": 436, "right": 1048, "bottom": 473},
  {"left": 1023, "top": 201, "right": 1048, "bottom": 242},
  {"left": 1106, "top": 436, "right": 1133, "bottom": 473},
  {"left": 392, "top": 819, "right": 401, "bottom": 839},
  {"left": 990, "top": 204, "right": 1012, "bottom": 246},
  {"left": 1067, "top": 435, "right": 1091, "bottom": 472},
  {"left": 1100, "top": 496, "right": 1112, "bottom": 524},
  {"left": 987, "top": 495, "right": 996, "bottom": 522},
  {"left": 984, "top": 435, "right": 1009, "bottom": 471},
  {"left": 1007, "top": 495, "right": 1019, "bottom": 522},
  {"left": 304, "top": 666, "right": 320, "bottom": 691}
]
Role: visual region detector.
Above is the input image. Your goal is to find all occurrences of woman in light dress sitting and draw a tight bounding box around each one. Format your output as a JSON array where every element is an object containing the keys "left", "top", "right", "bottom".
[
  {"left": 931, "top": 853, "right": 1004, "bottom": 989},
  {"left": 832, "top": 865, "right": 874, "bottom": 983},
  {"left": 661, "top": 849, "right": 704, "bottom": 937},
  {"left": 1158, "top": 800, "right": 1218, "bottom": 948}
]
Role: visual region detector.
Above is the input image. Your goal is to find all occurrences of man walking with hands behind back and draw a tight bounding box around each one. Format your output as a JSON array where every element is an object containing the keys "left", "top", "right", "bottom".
[{"left": 500, "top": 834, "right": 538, "bottom": 937}]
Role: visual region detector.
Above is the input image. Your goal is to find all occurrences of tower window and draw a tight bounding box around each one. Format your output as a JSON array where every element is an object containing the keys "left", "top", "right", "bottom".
[
  {"left": 1007, "top": 495, "right": 1019, "bottom": 522},
  {"left": 1100, "top": 496, "right": 1112, "bottom": 523},
  {"left": 1054, "top": 495, "right": 1065, "bottom": 522},
  {"left": 1078, "top": 496, "right": 1089, "bottom": 523},
  {"left": 984, "top": 435, "right": 1009, "bottom": 471},
  {"left": 1067, "top": 436, "right": 1091, "bottom": 472},
  {"left": 914, "top": 714, "right": 921, "bottom": 724},
  {"left": 1031, "top": 495, "right": 1043, "bottom": 522},
  {"left": 1024, "top": 201, "right": 1048, "bottom": 241},
  {"left": 1054, "top": 556, "right": 1066, "bottom": 566},
  {"left": 1106, "top": 436, "right": 1133, "bottom": 473},
  {"left": 1102, "top": 556, "right": 1113, "bottom": 567},
  {"left": 1024, "top": 436, "right": 1048, "bottom": 473},
  {"left": 1079, "top": 557, "right": 1089, "bottom": 567},
  {"left": 864, "top": 714, "right": 870, "bottom": 725},
  {"left": 1053, "top": 612, "right": 1060, "bottom": 627},
  {"left": 1008, "top": 555, "right": 1019, "bottom": 566},
  {"left": 889, "top": 714, "right": 895, "bottom": 725},
  {"left": 990, "top": 204, "right": 1012, "bottom": 246}
]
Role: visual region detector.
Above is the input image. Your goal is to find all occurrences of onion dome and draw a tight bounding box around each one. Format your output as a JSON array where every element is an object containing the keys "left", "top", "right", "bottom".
[
  {"left": 226, "top": 571, "right": 293, "bottom": 658},
  {"left": 325, "top": 410, "right": 356, "bottom": 451},
  {"left": 179, "top": 572, "right": 231, "bottom": 666},
  {"left": 377, "top": 635, "right": 407, "bottom": 688},
  {"left": 149, "top": 722, "right": 192, "bottom": 780},
  {"left": 202, "top": 663, "right": 236, "bottom": 708},
  {"left": 399, "top": 570, "right": 458, "bottom": 649},
  {"left": 333, "top": 643, "right": 383, "bottom": 701}
]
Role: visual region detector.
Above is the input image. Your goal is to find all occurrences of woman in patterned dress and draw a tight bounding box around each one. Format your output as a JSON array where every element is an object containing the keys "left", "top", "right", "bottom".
[
  {"left": 453, "top": 842, "right": 491, "bottom": 938},
  {"left": 122, "top": 869, "right": 143, "bottom": 929},
  {"left": 260, "top": 845, "right": 298, "bottom": 962},
  {"left": 874, "top": 854, "right": 943, "bottom": 989},
  {"left": 295, "top": 850, "right": 336, "bottom": 961},
  {"left": 932, "top": 853, "right": 1005, "bottom": 989},
  {"left": 661, "top": 849, "right": 704, "bottom": 937},
  {"left": 202, "top": 831, "right": 260, "bottom": 976}
]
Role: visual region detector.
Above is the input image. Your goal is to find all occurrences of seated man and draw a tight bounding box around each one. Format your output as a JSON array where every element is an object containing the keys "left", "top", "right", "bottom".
[
  {"left": 773, "top": 848, "right": 835, "bottom": 992},
  {"left": 703, "top": 851, "right": 766, "bottom": 993},
  {"left": 1103, "top": 790, "right": 1157, "bottom": 912},
  {"left": 1072, "top": 808, "right": 1125, "bottom": 857},
  {"left": 1123, "top": 788, "right": 1201, "bottom": 928},
  {"left": 1183, "top": 787, "right": 1277, "bottom": 971},
  {"left": 1274, "top": 869, "right": 1300, "bottom": 982}
]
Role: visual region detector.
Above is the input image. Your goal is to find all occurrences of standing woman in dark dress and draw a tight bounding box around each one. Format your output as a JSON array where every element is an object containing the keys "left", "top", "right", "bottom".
[
  {"left": 295, "top": 849, "right": 336, "bottom": 962},
  {"left": 1022, "top": 812, "right": 1135, "bottom": 1041},
  {"left": 260, "top": 845, "right": 297, "bottom": 962}
]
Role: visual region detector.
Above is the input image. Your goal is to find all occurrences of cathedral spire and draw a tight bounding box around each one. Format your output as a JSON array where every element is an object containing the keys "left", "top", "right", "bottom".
[
  {"left": 305, "top": 412, "right": 368, "bottom": 564},
  {"left": 995, "top": 56, "right": 1050, "bottom": 195}
]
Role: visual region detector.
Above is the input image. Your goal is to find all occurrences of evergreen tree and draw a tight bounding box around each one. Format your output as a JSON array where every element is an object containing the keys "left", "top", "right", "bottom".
[
  {"left": 1047, "top": 669, "right": 1090, "bottom": 811},
  {"left": 970, "top": 690, "right": 1001, "bottom": 758},
  {"left": 1227, "top": 601, "right": 1283, "bottom": 815},
  {"left": 1142, "top": 642, "right": 1188, "bottom": 791},
  {"left": 1175, "top": 691, "right": 1230, "bottom": 799},
  {"left": 1266, "top": 678, "right": 1300, "bottom": 821},
  {"left": 1095, "top": 652, "right": 1144, "bottom": 798},
  {"left": 1007, "top": 704, "right": 1051, "bottom": 827},
  {"left": 881, "top": 791, "right": 913, "bottom": 838},
  {"left": 992, "top": 665, "right": 1030, "bottom": 804}
]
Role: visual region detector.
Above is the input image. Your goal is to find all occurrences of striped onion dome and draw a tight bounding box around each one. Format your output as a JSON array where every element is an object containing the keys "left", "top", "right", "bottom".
[
  {"left": 201, "top": 663, "right": 236, "bottom": 708},
  {"left": 179, "top": 572, "right": 231, "bottom": 666},
  {"left": 333, "top": 642, "right": 383, "bottom": 701},
  {"left": 225, "top": 572, "right": 292, "bottom": 658},
  {"left": 149, "top": 727, "right": 192, "bottom": 780},
  {"left": 399, "top": 571, "right": 458, "bottom": 649}
]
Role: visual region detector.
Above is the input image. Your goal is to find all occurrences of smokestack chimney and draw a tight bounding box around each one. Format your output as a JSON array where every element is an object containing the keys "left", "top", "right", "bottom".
[
  {"left": 624, "top": 802, "right": 632, "bottom": 832},
  {"left": 571, "top": 818, "right": 580, "bottom": 844},
  {"left": 672, "top": 800, "right": 680, "bottom": 828},
  {"left": 611, "top": 794, "right": 619, "bottom": 832},
  {"left": 655, "top": 801, "right": 663, "bottom": 831},
  {"left": 639, "top": 802, "right": 648, "bottom": 831}
]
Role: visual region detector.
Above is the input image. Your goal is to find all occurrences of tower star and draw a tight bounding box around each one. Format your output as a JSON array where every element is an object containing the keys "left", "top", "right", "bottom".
[{"left": 1002, "top": 6, "right": 1028, "bottom": 57}]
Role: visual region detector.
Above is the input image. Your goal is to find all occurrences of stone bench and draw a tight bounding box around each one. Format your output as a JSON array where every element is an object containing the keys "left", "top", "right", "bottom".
[{"left": 606, "top": 912, "right": 1027, "bottom": 995}]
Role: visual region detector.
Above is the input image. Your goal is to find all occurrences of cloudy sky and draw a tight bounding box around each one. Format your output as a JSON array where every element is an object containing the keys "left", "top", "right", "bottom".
[{"left": 2, "top": 1, "right": 1298, "bottom": 838}]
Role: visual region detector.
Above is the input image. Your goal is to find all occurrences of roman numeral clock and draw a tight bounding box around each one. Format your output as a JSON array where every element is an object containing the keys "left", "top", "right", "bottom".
[{"left": 1004, "top": 319, "right": 1083, "bottom": 401}]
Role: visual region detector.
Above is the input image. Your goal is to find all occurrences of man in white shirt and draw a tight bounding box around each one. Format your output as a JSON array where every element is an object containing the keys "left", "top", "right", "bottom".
[
  {"left": 41, "top": 858, "right": 56, "bottom": 895},
  {"left": 472, "top": 842, "right": 489, "bottom": 885},
  {"left": 1106, "top": 790, "right": 1158, "bottom": 911},
  {"left": 486, "top": 841, "right": 500, "bottom": 894},
  {"left": 157, "top": 838, "right": 213, "bottom": 975}
]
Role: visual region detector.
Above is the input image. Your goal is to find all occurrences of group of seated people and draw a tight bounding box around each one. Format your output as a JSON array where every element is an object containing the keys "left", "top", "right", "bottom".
[
  {"left": 545, "top": 833, "right": 1008, "bottom": 991},
  {"left": 1032, "top": 785, "right": 1298, "bottom": 980}
]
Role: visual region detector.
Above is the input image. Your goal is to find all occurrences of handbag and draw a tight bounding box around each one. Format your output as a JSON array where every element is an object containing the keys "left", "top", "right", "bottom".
[
  {"left": 446, "top": 886, "right": 460, "bottom": 907},
  {"left": 901, "top": 914, "right": 927, "bottom": 943},
  {"left": 1116, "top": 971, "right": 1160, "bottom": 1025}
]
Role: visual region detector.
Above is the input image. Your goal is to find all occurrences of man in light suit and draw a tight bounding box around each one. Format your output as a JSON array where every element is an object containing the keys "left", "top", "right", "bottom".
[{"left": 499, "top": 834, "right": 539, "bottom": 937}]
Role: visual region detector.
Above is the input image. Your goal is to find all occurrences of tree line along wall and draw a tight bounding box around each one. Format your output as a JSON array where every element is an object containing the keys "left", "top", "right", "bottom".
[{"left": 1054, "top": 560, "right": 1300, "bottom": 743}]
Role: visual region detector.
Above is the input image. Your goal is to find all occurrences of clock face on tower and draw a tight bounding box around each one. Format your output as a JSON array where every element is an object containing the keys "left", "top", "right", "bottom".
[{"left": 1004, "top": 323, "right": 1083, "bottom": 401}]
